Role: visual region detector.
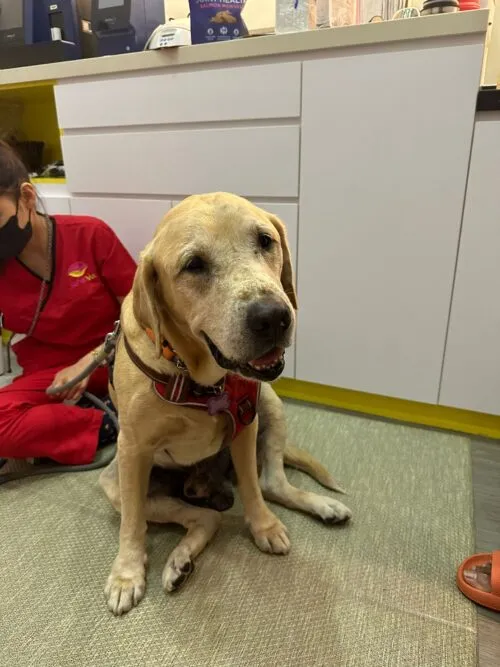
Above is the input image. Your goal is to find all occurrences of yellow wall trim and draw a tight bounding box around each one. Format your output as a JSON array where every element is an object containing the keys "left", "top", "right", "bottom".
[
  {"left": 274, "top": 378, "right": 500, "bottom": 440},
  {"left": 0, "top": 80, "right": 56, "bottom": 92},
  {"left": 32, "top": 177, "right": 67, "bottom": 184}
]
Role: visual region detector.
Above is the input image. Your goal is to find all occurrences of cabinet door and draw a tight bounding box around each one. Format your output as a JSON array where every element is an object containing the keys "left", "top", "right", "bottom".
[
  {"left": 297, "top": 40, "right": 484, "bottom": 402},
  {"left": 440, "top": 114, "right": 500, "bottom": 415},
  {"left": 70, "top": 197, "right": 172, "bottom": 260}
]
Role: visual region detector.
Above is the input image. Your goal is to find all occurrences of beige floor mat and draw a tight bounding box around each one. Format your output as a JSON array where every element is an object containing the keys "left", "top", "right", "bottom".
[{"left": 0, "top": 402, "right": 476, "bottom": 666}]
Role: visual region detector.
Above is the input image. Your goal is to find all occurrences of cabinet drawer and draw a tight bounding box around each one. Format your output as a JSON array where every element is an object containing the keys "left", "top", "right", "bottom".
[
  {"left": 63, "top": 126, "right": 300, "bottom": 198},
  {"left": 70, "top": 197, "right": 172, "bottom": 260},
  {"left": 55, "top": 62, "right": 301, "bottom": 129}
]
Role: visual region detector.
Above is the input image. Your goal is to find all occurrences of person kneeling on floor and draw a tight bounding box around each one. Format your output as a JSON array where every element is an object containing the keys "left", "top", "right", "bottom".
[{"left": 0, "top": 140, "right": 136, "bottom": 466}]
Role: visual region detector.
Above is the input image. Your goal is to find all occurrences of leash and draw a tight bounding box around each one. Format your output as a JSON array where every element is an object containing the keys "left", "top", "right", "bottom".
[
  {"left": 0, "top": 322, "right": 122, "bottom": 486},
  {"left": 45, "top": 320, "right": 121, "bottom": 398}
]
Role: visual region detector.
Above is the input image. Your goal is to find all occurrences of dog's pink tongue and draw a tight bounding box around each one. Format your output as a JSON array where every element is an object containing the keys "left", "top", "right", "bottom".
[{"left": 250, "top": 347, "right": 283, "bottom": 366}]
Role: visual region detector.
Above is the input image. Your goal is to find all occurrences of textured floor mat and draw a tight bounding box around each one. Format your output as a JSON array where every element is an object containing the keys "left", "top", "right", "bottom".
[{"left": 0, "top": 402, "right": 476, "bottom": 666}]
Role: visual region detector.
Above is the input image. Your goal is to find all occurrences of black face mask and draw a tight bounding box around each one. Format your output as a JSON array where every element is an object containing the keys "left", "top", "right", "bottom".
[{"left": 0, "top": 212, "right": 33, "bottom": 261}]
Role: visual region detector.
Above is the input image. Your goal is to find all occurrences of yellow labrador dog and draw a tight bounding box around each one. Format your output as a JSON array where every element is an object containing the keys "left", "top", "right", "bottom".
[{"left": 100, "top": 193, "right": 351, "bottom": 615}]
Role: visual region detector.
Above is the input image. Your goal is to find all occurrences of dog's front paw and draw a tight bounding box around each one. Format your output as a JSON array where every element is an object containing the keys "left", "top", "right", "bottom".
[
  {"left": 105, "top": 557, "right": 146, "bottom": 616},
  {"left": 162, "top": 546, "right": 194, "bottom": 593},
  {"left": 250, "top": 512, "right": 290, "bottom": 555}
]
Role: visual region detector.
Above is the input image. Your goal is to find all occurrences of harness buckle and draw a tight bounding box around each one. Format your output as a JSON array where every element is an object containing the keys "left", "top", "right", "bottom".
[{"left": 174, "top": 357, "right": 187, "bottom": 372}]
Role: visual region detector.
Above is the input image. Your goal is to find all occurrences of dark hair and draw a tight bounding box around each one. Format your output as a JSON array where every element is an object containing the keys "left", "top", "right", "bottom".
[{"left": 0, "top": 140, "right": 30, "bottom": 199}]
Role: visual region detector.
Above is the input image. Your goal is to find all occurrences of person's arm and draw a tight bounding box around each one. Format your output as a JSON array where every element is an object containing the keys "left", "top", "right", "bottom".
[
  {"left": 48, "top": 223, "right": 132, "bottom": 400},
  {"left": 93, "top": 224, "right": 137, "bottom": 303},
  {"left": 47, "top": 351, "right": 98, "bottom": 400},
  {"left": 50, "top": 221, "right": 135, "bottom": 400},
  {"left": 49, "top": 294, "right": 126, "bottom": 400}
]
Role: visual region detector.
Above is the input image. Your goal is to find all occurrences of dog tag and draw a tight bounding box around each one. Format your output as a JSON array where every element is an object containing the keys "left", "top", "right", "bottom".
[{"left": 207, "top": 392, "right": 231, "bottom": 416}]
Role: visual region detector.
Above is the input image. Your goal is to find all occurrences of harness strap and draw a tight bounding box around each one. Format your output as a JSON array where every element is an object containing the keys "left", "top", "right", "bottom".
[
  {"left": 123, "top": 334, "right": 174, "bottom": 385},
  {"left": 121, "top": 332, "right": 260, "bottom": 440}
]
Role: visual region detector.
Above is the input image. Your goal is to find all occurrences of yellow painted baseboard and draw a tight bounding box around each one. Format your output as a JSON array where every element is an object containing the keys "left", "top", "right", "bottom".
[
  {"left": 274, "top": 378, "right": 500, "bottom": 440},
  {"left": 32, "top": 177, "right": 67, "bottom": 184},
  {"left": 0, "top": 80, "right": 56, "bottom": 92}
]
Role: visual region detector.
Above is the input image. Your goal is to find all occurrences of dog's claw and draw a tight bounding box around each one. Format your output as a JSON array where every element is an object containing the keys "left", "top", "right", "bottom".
[
  {"left": 105, "top": 562, "right": 146, "bottom": 616},
  {"left": 251, "top": 515, "right": 290, "bottom": 555}
]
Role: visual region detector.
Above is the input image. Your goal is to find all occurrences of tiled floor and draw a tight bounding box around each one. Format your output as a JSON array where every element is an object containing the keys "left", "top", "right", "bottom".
[{"left": 471, "top": 439, "right": 500, "bottom": 666}]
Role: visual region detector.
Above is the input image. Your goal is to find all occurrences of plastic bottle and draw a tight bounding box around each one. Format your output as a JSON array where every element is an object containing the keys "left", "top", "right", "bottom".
[{"left": 275, "top": 0, "right": 314, "bottom": 34}]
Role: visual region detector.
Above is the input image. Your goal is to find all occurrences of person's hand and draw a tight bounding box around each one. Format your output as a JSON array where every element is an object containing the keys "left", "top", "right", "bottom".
[{"left": 48, "top": 357, "right": 91, "bottom": 402}]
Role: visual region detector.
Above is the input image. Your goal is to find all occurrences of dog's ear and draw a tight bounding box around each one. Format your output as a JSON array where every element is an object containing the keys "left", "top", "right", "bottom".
[
  {"left": 132, "top": 250, "right": 163, "bottom": 358},
  {"left": 267, "top": 213, "right": 298, "bottom": 310}
]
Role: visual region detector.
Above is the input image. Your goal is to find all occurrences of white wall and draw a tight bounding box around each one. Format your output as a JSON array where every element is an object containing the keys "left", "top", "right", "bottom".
[{"left": 483, "top": 1, "right": 500, "bottom": 84}]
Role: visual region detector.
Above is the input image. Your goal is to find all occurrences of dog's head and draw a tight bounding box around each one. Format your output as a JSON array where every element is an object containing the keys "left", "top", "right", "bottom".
[{"left": 132, "top": 193, "right": 297, "bottom": 385}]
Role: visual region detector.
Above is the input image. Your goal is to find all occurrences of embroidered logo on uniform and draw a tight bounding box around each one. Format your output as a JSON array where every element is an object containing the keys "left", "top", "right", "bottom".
[
  {"left": 68, "top": 261, "right": 97, "bottom": 287},
  {"left": 68, "top": 262, "right": 88, "bottom": 278}
]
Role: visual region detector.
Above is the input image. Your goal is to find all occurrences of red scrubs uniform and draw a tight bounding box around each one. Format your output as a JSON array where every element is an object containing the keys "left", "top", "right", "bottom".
[{"left": 0, "top": 215, "right": 136, "bottom": 464}]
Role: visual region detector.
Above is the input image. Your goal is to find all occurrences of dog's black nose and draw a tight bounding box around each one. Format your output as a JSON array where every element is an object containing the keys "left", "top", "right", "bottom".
[{"left": 246, "top": 300, "right": 291, "bottom": 340}]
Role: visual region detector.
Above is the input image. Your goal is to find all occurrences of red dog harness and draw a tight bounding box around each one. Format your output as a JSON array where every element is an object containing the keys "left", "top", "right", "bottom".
[
  {"left": 153, "top": 373, "right": 260, "bottom": 440},
  {"left": 123, "top": 334, "right": 260, "bottom": 440}
]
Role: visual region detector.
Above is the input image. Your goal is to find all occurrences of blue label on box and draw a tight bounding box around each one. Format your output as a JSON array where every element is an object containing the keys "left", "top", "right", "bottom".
[{"left": 189, "top": 0, "right": 248, "bottom": 44}]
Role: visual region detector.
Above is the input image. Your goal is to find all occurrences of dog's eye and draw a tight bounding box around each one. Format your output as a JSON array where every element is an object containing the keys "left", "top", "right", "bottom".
[
  {"left": 258, "top": 233, "right": 274, "bottom": 250},
  {"left": 184, "top": 256, "right": 207, "bottom": 273}
]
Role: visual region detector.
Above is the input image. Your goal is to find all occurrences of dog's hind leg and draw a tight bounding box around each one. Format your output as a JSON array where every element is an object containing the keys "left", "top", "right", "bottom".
[
  {"left": 257, "top": 385, "right": 352, "bottom": 525},
  {"left": 99, "top": 461, "right": 221, "bottom": 593}
]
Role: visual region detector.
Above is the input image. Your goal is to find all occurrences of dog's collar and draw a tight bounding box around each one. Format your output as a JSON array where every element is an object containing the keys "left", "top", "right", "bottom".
[
  {"left": 144, "top": 327, "right": 187, "bottom": 371},
  {"left": 122, "top": 333, "right": 260, "bottom": 440},
  {"left": 123, "top": 333, "right": 224, "bottom": 399}
]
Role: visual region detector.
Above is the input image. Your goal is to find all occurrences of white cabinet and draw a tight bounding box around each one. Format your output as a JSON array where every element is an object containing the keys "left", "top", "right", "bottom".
[
  {"left": 55, "top": 61, "right": 301, "bottom": 200},
  {"left": 41, "top": 197, "right": 71, "bottom": 215},
  {"left": 62, "top": 126, "right": 300, "bottom": 198},
  {"left": 70, "top": 197, "right": 172, "bottom": 260},
  {"left": 55, "top": 63, "right": 301, "bottom": 129},
  {"left": 296, "top": 39, "right": 484, "bottom": 402},
  {"left": 440, "top": 113, "right": 500, "bottom": 415},
  {"left": 36, "top": 182, "right": 71, "bottom": 216}
]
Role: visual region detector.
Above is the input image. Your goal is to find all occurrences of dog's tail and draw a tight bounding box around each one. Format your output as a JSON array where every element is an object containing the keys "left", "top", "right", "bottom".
[{"left": 284, "top": 445, "right": 346, "bottom": 494}]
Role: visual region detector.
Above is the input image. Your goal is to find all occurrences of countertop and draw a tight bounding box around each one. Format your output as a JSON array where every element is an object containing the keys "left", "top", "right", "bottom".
[{"left": 0, "top": 10, "right": 489, "bottom": 89}]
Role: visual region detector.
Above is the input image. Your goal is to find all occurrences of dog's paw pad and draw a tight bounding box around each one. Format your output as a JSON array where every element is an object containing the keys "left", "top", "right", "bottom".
[{"left": 162, "top": 549, "right": 194, "bottom": 593}]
